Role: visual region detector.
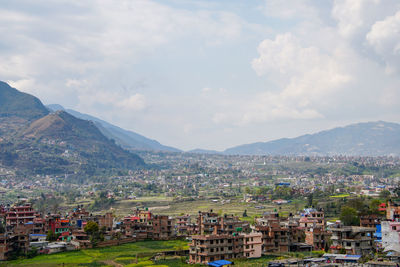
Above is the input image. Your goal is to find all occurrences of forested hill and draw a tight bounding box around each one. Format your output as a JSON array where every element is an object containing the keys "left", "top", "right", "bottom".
[{"left": 0, "top": 81, "right": 145, "bottom": 177}]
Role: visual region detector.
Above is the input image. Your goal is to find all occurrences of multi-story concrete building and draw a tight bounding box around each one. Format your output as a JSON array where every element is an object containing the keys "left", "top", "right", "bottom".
[
  {"left": 300, "top": 209, "right": 325, "bottom": 230},
  {"left": 381, "top": 221, "right": 400, "bottom": 253},
  {"left": 253, "top": 213, "right": 289, "bottom": 253},
  {"left": 360, "top": 215, "right": 381, "bottom": 228},
  {"left": 305, "top": 227, "right": 329, "bottom": 250},
  {"left": 330, "top": 224, "right": 376, "bottom": 255},
  {"left": 120, "top": 215, "right": 153, "bottom": 239},
  {"left": 151, "top": 215, "right": 175, "bottom": 240},
  {"left": 46, "top": 215, "right": 71, "bottom": 241},
  {"left": 0, "top": 233, "right": 16, "bottom": 260},
  {"left": 96, "top": 212, "right": 114, "bottom": 232},
  {"left": 189, "top": 233, "right": 262, "bottom": 264},
  {"left": 197, "top": 210, "right": 219, "bottom": 235},
  {"left": 243, "top": 233, "right": 262, "bottom": 258},
  {"left": 218, "top": 214, "right": 250, "bottom": 235},
  {"left": 5, "top": 203, "right": 38, "bottom": 227},
  {"left": 189, "top": 234, "right": 243, "bottom": 264},
  {"left": 120, "top": 211, "right": 175, "bottom": 240},
  {"left": 176, "top": 214, "right": 190, "bottom": 235}
]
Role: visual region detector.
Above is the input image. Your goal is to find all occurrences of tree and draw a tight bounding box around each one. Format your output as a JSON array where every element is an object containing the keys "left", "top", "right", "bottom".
[
  {"left": 84, "top": 221, "right": 103, "bottom": 247},
  {"left": 347, "top": 198, "right": 369, "bottom": 216},
  {"left": 243, "top": 210, "right": 248, "bottom": 217},
  {"left": 244, "top": 187, "right": 252, "bottom": 195},
  {"left": 84, "top": 221, "right": 99, "bottom": 235},
  {"left": 46, "top": 230, "right": 59, "bottom": 242},
  {"left": 369, "top": 199, "right": 382, "bottom": 215},
  {"left": 27, "top": 247, "right": 38, "bottom": 258},
  {"left": 307, "top": 194, "right": 313, "bottom": 207},
  {"left": 273, "top": 186, "right": 291, "bottom": 200},
  {"left": 340, "top": 206, "right": 360, "bottom": 226},
  {"left": 379, "top": 190, "right": 391, "bottom": 200}
]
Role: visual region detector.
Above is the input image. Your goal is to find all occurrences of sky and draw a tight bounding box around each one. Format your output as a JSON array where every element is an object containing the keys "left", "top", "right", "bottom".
[{"left": 1, "top": 0, "right": 400, "bottom": 151}]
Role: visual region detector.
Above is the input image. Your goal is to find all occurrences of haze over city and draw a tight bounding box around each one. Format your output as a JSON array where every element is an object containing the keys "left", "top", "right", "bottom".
[{"left": 1, "top": 0, "right": 400, "bottom": 151}]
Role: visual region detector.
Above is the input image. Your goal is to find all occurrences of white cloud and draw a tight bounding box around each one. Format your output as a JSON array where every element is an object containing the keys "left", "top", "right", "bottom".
[
  {"left": 1, "top": 0, "right": 400, "bottom": 150},
  {"left": 367, "top": 10, "right": 400, "bottom": 73},
  {"left": 244, "top": 33, "right": 350, "bottom": 123},
  {"left": 0, "top": 0, "right": 251, "bottom": 112},
  {"left": 332, "top": 0, "right": 400, "bottom": 39},
  {"left": 118, "top": 94, "right": 147, "bottom": 111},
  {"left": 207, "top": 1, "right": 400, "bottom": 132}
]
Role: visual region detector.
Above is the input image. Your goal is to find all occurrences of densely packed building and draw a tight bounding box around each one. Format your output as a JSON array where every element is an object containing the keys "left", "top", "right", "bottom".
[{"left": 0, "top": 200, "right": 398, "bottom": 265}]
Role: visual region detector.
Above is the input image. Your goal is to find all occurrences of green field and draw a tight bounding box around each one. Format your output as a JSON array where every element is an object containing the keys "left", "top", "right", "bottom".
[
  {"left": 3, "top": 240, "right": 189, "bottom": 267},
  {"left": 154, "top": 255, "right": 279, "bottom": 267},
  {"left": 105, "top": 196, "right": 300, "bottom": 220},
  {"left": 2, "top": 239, "right": 280, "bottom": 267},
  {"left": 329, "top": 194, "right": 350, "bottom": 198}
]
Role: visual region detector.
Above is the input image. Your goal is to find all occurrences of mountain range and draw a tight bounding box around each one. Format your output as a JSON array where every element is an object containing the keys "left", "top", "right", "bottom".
[
  {"left": 47, "top": 104, "right": 180, "bottom": 152},
  {"left": 1, "top": 80, "right": 399, "bottom": 162},
  {"left": 223, "top": 121, "right": 400, "bottom": 156},
  {"left": 0, "top": 81, "right": 145, "bottom": 176}
]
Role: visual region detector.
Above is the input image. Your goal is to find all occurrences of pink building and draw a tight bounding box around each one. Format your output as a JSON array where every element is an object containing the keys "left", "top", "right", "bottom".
[{"left": 243, "top": 233, "right": 262, "bottom": 258}]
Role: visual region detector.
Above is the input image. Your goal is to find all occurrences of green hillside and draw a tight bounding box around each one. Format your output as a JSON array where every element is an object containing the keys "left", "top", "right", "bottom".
[
  {"left": 0, "top": 81, "right": 49, "bottom": 121},
  {"left": 0, "top": 81, "right": 146, "bottom": 177}
]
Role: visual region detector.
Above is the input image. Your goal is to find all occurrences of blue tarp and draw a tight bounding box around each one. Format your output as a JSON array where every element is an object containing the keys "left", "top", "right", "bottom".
[
  {"left": 208, "top": 260, "right": 232, "bottom": 267},
  {"left": 344, "top": 255, "right": 361, "bottom": 259},
  {"left": 276, "top": 182, "right": 290, "bottom": 186}
]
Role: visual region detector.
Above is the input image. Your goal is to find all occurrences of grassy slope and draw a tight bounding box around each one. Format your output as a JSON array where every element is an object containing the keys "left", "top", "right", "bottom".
[
  {"left": 155, "top": 255, "right": 279, "bottom": 267},
  {"left": 4, "top": 240, "right": 188, "bottom": 267},
  {"left": 106, "top": 196, "right": 301, "bottom": 219}
]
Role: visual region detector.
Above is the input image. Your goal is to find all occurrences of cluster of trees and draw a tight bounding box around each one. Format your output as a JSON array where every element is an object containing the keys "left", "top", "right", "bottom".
[
  {"left": 84, "top": 221, "right": 105, "bottom": 246},
  {"left": 33, "top": 193, "right": 64, "bottom": 215},
  {"left": 46, "top": 230, "right": 60, "bottom": 242},
  {"left": 339, "top": 197, "right": 384, "bottom": 226},
  {"left": 89, "top": 191, "right": 115, "bottom": 211}
]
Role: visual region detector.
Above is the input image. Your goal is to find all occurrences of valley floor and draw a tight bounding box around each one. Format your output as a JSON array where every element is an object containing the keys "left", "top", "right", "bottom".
[{"left": 2, "top": 239, "right": 279, "bottom": 267}]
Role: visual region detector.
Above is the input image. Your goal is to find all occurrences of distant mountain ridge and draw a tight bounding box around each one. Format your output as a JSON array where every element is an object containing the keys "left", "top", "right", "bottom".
[
  {"left": 224, "top": 121, "right": 400, "bottom": 156},
  {"left": 47, "top": 104, "right": 180, "bottom": 152}
]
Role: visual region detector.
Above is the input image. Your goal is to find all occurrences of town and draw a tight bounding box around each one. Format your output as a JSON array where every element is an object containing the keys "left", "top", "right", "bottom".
[
  {"left": 1, "top": 154, "right": 400, "bottom": 266},
  {"left": 1, "top": 199, "right": 400, "bottom": 266}
]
